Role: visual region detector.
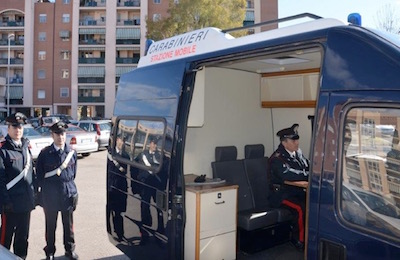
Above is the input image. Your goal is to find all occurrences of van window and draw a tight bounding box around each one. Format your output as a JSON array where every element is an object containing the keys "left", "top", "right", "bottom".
[
  {"left": 114, "top": 118, "right": 165, "bottom": 172},
  {"left": 341, "top": 107, "right": 400, "bottom": 240}
]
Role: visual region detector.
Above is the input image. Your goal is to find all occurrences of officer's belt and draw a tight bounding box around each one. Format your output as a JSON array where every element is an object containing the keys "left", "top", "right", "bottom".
[
  {"left": 6, "top": 148, "right": 31, "bottom": 190},
  {"left": 44, "top": 150, "right": 75, "bottom": 178}
]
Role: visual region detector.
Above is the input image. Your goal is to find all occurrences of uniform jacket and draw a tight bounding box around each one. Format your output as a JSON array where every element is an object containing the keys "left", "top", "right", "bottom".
[
  {"left": 269, "top": 143, "right": 309, "bottom": 205},
  {"left": 36, "top": 143, "right": 78, "bottom": 211},
  {"left": 0, "top": 135, "right": 35, "bottom": 212},
  {"left": 107, "top": 149, "right": 129, "bottom": 212}
]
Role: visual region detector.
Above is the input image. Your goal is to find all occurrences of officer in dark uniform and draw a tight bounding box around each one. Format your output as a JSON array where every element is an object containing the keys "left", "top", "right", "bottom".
[
  {"left": 36, "top": 121, "right": 79, "bottom": 260},
  {"left": 0, "top": 112, "right": 35, "bottom": 259},
  {"left": 106, "top": 133, "right": 129, "bottom": 242},
  {"left": 269, "top": 123, "right": 309, "bottom": 251},
  {"left": 136, "top": 136, "right": 162, "bottom": 244}
]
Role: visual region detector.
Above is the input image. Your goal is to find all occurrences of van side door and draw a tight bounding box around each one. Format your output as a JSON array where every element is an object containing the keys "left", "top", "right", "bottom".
[{"left": 309, "top": 27, "right": 400, "bottom": 259}]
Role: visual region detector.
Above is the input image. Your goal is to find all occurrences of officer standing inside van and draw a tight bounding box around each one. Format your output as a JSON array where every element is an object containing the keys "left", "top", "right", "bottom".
[
  {"left": 0, "top": 112, "right": 35, "bottom": 259},
  {"left": 269, "top": 123, "right": 309, "bottom": 251},
  {"left": 36, "top": 121, "right": 79, "bottom": 260}
]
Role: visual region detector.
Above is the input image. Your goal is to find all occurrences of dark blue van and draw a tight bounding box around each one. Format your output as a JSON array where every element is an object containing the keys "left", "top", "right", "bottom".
[{"left": 106, "top": 14, "right": 400, "bottom": 259}]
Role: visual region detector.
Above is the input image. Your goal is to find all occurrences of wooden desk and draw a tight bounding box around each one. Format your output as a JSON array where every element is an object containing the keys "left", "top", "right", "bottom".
[
  {"left": 184, "top": 174, "right": 238, "bottom": 260},
  {"left": 284, "top": 180, "right": 308, "bottom": 189}
]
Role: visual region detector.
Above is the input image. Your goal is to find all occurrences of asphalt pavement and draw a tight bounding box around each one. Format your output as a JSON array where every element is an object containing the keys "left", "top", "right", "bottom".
[{"left": 26, "top": 149, "right": 130, "bottom": 260}]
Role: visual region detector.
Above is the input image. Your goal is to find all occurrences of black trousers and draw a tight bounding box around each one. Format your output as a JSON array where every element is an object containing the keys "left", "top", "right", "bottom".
[
  {"left": 44, "top": 209, "right": 75, "bottom": 255},
  {"left": 0, "top": 211, "right": 31, "bottom": 259}
]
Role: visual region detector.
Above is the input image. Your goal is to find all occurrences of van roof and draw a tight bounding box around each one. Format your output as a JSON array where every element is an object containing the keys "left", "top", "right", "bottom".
[{"left": 138, "top": 18, "right": 345, "bottom": 68}]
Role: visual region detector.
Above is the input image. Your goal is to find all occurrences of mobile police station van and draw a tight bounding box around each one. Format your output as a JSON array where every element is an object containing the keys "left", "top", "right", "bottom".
[{"left": 106, "top": 13, "right": 400, "bottom": 259}]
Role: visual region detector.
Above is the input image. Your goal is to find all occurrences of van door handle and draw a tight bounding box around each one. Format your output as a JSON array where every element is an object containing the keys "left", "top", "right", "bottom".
[{"left": 215, "top": 201, "right": 225, "bottom": 205}]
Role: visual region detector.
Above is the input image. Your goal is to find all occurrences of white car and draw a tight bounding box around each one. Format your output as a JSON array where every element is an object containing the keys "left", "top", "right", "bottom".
[
  {"left": 36, "top": 124, "right": 98, "bottom": 157},
  {"left": 0, "top": 124, "right": 53, "bottom": 160}
]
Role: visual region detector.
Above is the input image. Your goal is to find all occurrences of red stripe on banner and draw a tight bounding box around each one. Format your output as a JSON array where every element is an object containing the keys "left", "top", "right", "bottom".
[{"left": 282, "top": 199, "right": 304, "bottom": 242}]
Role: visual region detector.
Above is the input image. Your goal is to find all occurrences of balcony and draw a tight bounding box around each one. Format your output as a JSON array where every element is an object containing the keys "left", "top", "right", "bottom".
[
  {"left": 117, "top": 0, "right": 140, "bottom": 7},
  {"left": 78, "top": 77, "right": 104, "bottom": 83},
  {"left": 79, "top": 39, "right": 106, "bottom": 45},
  {"left": 0, "top": 21, "right": 24, "bottom": 27},
  {"left": 79, "top": 57, "right": 105, "bottom": 64},
  {"left": 0, "top": 58, "right": 23, "bottom": 65},
  {"left": 78, "top": 96, "right": 104, "bottom": 102},
  {"left": 116, "top": 57, "right": 139, "bottom": 64},
  {"left": 80, "top": 0, "right": 105, "bottom": 7}
]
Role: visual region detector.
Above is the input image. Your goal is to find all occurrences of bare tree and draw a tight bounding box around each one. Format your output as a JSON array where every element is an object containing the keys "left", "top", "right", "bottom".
[{"left": 374, "top": 4, "right": 400, "bottom": 34}]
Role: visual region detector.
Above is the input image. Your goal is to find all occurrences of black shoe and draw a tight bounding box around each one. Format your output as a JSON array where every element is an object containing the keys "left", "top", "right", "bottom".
[
  {"left": 46, "top": 254, "right": 54, "bottom": 260},
  {"left": 291, "top": 239, "right": 304, "bottom": 251},
  {"left": 65, "top": 251, "right": 79, "bottom": 260}
]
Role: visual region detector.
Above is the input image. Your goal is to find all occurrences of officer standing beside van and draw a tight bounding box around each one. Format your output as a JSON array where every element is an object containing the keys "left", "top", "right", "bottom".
[
  {"left": 269, "top": 123, "right": 309, "bottom": 251},
  {"left": 36, "top": 121, "right": 79, "bottom": 260},
  {"left": 0, "top": 112, "right": 35, "bottom": 259}
]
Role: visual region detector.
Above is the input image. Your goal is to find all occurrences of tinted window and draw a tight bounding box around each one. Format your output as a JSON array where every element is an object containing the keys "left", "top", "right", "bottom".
[
  {"left": 341, "top": 107, "right": 400, "bottom": 240},
  {"left": 114, "top": 118, "right": 165, "bottom": 173},
  {"left": 99, "top": 122, "right": 111, "bottom": 131},
  {"left": 79, "top": 123, "right": 90, "bottom": 131}
]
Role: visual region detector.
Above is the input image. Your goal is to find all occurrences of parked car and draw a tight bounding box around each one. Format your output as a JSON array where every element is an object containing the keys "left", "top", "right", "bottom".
[
  {"left": 27, "top": 117, "right": 41, "bottom": 128},
  {"left": 36, "top": 124, "right": 98, "bottom": 157},
  {"left": 49, "top": 114, "right": 74, "bottom": 124},
  {"left": 75, "top": 120, "right": 111, "bottom": 150},
  {"left": 41, "top": 116, "right": 60, "bottom": 126},
  {"left": 0, "top": 124, "right": 53, "bottom": 160}
]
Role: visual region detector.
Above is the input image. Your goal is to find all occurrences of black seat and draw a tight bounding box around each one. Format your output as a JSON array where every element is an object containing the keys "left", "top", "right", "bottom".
[
  {"left": 211, "top": 145, "right": 293, "bottom": 253},
  {"left": 211, "top": 146, "right": 254, "bottom": 211},
  {"left": 243, "top": 144, "right": 293, "bottom": 223}
]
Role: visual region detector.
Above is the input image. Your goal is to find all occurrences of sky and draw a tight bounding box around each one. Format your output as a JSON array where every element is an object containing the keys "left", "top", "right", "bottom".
[{"left": 278, "top": 0, "right": 400, "bottom": 29}]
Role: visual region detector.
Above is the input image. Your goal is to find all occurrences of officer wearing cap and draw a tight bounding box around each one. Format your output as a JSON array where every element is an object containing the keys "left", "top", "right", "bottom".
[
  {"left": 136, "top": 135, "right": 163, "bottom": 245},
  {"left": 36, "top": 121, "right": 79, "bottom": 260},
  {"left": 0, "top": 112, "right": 35, "bottom": 259},
  {"left": 106, "top": 132, "right": 129, "bottom": 242},
  {"left": 269, "top": 123, "right": 309, "bottom": 251}
]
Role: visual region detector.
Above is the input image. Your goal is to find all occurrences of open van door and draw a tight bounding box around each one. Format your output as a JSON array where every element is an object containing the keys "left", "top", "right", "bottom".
[
  {"left": 107, "top": 61, "right": 190, "bottom": 259},
  {"left": 308, "top": 27, "right": 400, "bottom": 259}
]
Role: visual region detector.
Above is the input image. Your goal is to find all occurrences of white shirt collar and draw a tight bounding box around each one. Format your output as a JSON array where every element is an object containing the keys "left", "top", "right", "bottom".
[{"left": 53, "top": 144, "right": 63, "bottom": 151}]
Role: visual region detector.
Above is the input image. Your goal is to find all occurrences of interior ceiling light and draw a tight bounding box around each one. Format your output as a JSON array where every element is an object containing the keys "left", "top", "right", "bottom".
[{"left": 260, "top": 56, "right": 309, "bottom": 65}]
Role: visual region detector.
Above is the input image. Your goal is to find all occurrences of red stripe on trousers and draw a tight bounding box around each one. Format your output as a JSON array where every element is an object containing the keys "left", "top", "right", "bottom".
[
  {"left": 282, "top": 199, "right": 304, "bottom": 242},
  {"left": 0, "top": 214, "right": 7, "bottom": 245}
]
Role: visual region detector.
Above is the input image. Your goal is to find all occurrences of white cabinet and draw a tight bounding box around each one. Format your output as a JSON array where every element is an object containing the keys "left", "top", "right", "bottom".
[{"left": 184, "top": 177, "right": 238, "bottom": 260}]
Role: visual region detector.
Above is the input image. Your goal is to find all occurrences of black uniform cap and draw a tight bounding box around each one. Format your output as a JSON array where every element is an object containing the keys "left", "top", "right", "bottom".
[
  {"left": 277, "top": 124, "right": 300, "bottom": 140},
  {"left": 148, "top": 135, "right": 160, "bottom": 144},
  {"left": 50, "top": 121, "right": 68, "bottom": 134},
  {"left": 6, "top": 112, "right": 27, "bottom": 126}
]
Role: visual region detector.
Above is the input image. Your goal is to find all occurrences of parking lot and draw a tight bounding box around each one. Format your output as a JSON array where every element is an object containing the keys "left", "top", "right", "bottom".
[{"left": 26, "top": 149, "right": 130, "bottom": 260}]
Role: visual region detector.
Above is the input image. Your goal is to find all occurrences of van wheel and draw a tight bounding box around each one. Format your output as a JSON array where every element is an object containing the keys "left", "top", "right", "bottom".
[{"left": 82, "top": 153, "right": 90, "bottom": 157}]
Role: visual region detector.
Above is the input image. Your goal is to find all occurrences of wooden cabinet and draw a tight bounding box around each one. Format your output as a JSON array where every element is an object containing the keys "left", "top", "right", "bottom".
[{"left": 184, "top": 176, "right": 238, "bottom": 260}]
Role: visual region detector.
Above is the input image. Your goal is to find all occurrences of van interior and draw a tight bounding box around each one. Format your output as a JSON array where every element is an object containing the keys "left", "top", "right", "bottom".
[{"left": 184, "top": 45, "right": 322, "bottom": 176}]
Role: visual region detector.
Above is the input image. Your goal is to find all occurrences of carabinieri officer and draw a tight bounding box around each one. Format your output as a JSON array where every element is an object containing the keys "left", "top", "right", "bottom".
[
  {"left": 0, "top": 112, "right": 35, "bottom": 259},
  {"left": 36, "top": 121, "right": 79, "bottom": 260}
]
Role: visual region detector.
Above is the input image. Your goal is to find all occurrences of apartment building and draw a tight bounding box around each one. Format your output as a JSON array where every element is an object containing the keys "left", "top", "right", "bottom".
[{"left": 0, "top": 0, "right": 277, "bottom": 120}]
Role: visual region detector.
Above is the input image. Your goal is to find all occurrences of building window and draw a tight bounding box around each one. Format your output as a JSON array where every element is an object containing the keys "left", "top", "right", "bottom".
[
  {"left": 39, "top": 32, "right": 46, "bottom": 41},
  {"left": 38, "top": 70, "right": 46, "bottom": 79},
  {"left": 38, "top": 51, "right": 46, "bottom": 60},
  {"left": 61, "top": 51, "right": 70, "bottom": 60},
  {"left": 154, "top": 0, "right": 161, "bottom": 3},
  {"left": 62, "top": 69, "right": 69, "bottom": 79},
  {"left": 63, "top": 0, "right": 70, "bottom": 4},
  {"left": 39, "top": 14, "right": 47, "bottom": 23},
  {"left": 60, "top": 87, "right": 69, "bottom": 98},
  {"left": 62, "top": 14, "right": 70, "bottom": 23},
  {"left": 38, "top": 90, "right": 45, "bottom": 99},
  {"left": 153, "top": 14, "right": 161, "bottom": 22}
]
